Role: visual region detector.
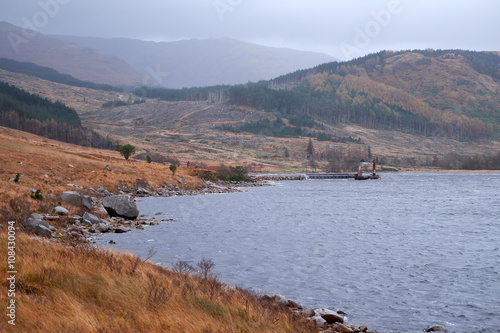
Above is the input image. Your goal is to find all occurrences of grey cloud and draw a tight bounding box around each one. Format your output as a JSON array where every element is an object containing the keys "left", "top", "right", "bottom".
[{"left": 0, "top": 0, "right": 498, "bottom": 59}]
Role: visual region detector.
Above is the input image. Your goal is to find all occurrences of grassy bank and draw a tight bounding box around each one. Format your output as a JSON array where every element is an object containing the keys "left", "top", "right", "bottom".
[
  {"left": 0, "top": 232, "right": 316, "bottom": 332},
  {"left": 0, "top": 127, "right": 205, "bottom": 222},
  {"left": 0, "top": 128, "right": 318, "bottom": 332}
]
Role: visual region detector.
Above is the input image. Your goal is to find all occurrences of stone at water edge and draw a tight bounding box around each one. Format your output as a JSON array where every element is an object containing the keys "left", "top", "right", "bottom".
[
  {"left": 136, "top": 187, "right": 150, "bottom": 195},
  {"left": 331, "top": 323, "right": 353, "bottom": 333},
  {"left": 263, "top": 292, "right": 289, "bottom": 305},
  {"left": 287, "top": 299, "right": 302, "bottom": 309},
  {"left": 309, "top": 315, "right": 327, "bottom": 328},
  {"left": 113, "top": 226, "right": 131, "bottom": 233},
  {"left": 92, "top": 222, "right": 112, "bottom": 233},
  {"left": 102, "top": 195, "right": 139, "bottom": 220},
  {"left": 314, "top": 308, "right": 344, "bottom": 324},
  {"left": 82, "top": 212, "right": 102, "bottom": 225},
  {"left": 426, "top": 325, "right": 448, "bottom": 332}
]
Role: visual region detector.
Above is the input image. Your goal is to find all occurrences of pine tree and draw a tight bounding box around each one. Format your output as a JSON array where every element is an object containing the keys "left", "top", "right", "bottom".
[{"left": 306, "top": 137, "right": 314, "bottom": 160}]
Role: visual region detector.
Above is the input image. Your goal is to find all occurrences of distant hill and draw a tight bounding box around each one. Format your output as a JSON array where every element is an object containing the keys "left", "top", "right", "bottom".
[
  {"left": 226, "top": 49, "right": 500, "bottom": 141},
  {"left": 0, "top": 21, "right": 143, "bottom": 86},
  {"left": 51, "top": 35, "right": 337, "bottom": 88},
  {"left": 0, "top": 58, "right": 119, "bottom": 91}
]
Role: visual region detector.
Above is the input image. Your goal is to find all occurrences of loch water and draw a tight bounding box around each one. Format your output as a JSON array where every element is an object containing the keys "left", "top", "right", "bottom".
[{"left": 96, "top": 173, "right": 500, "bottom": 332}]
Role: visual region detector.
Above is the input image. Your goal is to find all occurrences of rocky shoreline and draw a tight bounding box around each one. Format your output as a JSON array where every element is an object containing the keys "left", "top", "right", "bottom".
[
  {"left": 18, "top": 179, "right": 263, "bottom": 242},
  {"left": 13, "top": 180, "right": 450, "bottom": 333}
]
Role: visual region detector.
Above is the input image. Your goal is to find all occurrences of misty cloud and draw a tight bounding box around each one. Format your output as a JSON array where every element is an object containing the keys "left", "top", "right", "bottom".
[{"left": 1, "top": 0, "right": 498, "bottom": 60}]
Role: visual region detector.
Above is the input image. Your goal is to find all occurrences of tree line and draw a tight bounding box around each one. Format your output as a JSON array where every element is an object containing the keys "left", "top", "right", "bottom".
[
  {"left": 304, "top": 142, "right": 500, "bottom": 172},
  {"left": 0, "top": 58, "right": 120, "bottom": 91},
  {"left": 133, "top": 85, "right": 229, "bottom": 102},
  {"left": 129, "top": 49, "right": 499, "bottom": 141},
  {"left": 381, "top": 152, "right": 500, "bottom": 170},
  {"left": 228, "top": 73, "right": 493, "bottom": 141},
  {"left": 270, "top": 49, "right": 500, "bottom": 85},
  {"left": 0, "top": 82, "right": 113, "bottom": 149}
]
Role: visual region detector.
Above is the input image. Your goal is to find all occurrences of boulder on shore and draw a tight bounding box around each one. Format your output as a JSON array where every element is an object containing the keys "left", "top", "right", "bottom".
[
  {"left": 92, "top": 222, "right": 112, "bottom": 233},
  {"left": 314, "top": 308, "right": 344, "bottom": 324},
  {"left": 22, "top": 213, "right": 50, "bottom": 231},
  {"left": 34, "top": 225, "right": 53, "bottom": 238},
  {"left": 102, "top": 195, "right": 139, "bottom": 220},
  {"left": 60, "top": 191, "right": 93, "bottom": 210},
  {"left": 82, "top": 212, "right": 102, "bottom": 226},
  {"left": 263, "top": 292, "right": 289, "bottom": 305}
]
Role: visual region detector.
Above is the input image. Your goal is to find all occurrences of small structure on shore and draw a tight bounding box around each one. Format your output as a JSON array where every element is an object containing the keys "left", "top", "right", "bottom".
[{"left": 354, "top": 158, "right": 380, "bottom": 180}]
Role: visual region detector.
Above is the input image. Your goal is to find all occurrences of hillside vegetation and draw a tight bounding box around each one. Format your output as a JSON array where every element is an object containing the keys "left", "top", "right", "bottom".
[
  {"left": 0, "top": 127, "right": 204, "bottom": 219},
  {"left": 133, "top": 49, "right": 500, "bottom": 143},
  {"left": 0, "top": 82, "right": 113, "bottom": 149},
  {"left": 1, "top": 49, "right": 499, "bottom": 172},
  {"left": 230, "top": 50, "right": 500, "bottom": 141},
  {"left": 0, "top": 58, "right": 119, "bottom": 91},
  {"left": 0, "top": 232, "right": 315, "bottom": 333}
]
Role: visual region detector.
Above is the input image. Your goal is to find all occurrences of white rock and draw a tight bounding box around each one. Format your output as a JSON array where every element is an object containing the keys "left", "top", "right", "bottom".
[{"left": 53, "top": 206, "right": 70, "bottom": 216}]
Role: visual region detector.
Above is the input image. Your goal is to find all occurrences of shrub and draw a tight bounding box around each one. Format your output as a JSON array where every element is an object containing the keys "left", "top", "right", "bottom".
[
  {"left": 135, "top": 153, "right": 180, "bottom": 166},
  {"left": 115, "top": 144, "right": 136, "bottom": 160},
  {"left": 215, "top": 165, "right": 252, "bottom": 182},
  {"left": 30, "top": 189, "right": 44, "bottom": 200},
  {"left": 169, "top": 164, "right": 177, "bottom": 176}
]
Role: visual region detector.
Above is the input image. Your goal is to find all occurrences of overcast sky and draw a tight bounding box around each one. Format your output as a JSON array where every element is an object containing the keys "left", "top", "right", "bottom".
[{"left": 1, "top": 0, "right": 499, "bottom": 60}]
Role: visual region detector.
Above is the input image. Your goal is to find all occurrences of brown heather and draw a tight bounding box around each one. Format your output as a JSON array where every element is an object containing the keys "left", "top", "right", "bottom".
[{"left": 0, "top": 126, "right": 203, "bottom": 224}]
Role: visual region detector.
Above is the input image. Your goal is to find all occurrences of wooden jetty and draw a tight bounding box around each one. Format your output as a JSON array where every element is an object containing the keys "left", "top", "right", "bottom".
[
  {"left": 252, "top": 159, "right": 381, "bottom": 181},
  {"left": 305, "top": 173, "right": 356, "bottom": 180}
]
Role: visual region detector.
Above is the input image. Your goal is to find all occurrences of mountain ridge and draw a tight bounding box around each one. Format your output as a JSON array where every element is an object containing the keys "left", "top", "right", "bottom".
[
  {"left": 50, "top": 34, "right": 337, "bottom": 88},
  {"left": 0, "top": 21, "right": 144, "bottom": 86}
]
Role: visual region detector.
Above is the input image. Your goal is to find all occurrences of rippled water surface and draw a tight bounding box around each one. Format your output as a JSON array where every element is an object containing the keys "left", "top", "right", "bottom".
[{"left": 97, "top": 173, "right": 500, "bottom": 332}]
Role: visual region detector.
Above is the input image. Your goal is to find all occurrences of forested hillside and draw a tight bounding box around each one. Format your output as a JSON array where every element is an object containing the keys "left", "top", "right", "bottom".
[
  {"left": 230, "top": 50, "right": 500, "bottom": 141},
  {"left": 0, "top": 82, "right": 113, "bottom": 148},
  {"left": 134, "top": 49, "right": 500, "bottom": 142},
  {"left": 0, "top": 58, "right": 119, "bottom": 91}
]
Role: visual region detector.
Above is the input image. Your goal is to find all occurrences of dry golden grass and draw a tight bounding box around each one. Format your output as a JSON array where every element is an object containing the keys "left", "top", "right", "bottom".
[
  {"left": 0, "top": 233, "right": 316, "bottom": 333},
  {"left": 0, "top": 127, "right": 204, "bottom": 222},
  {"left": 0, "top": 128, "right": 317, "bottom": 331}
]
